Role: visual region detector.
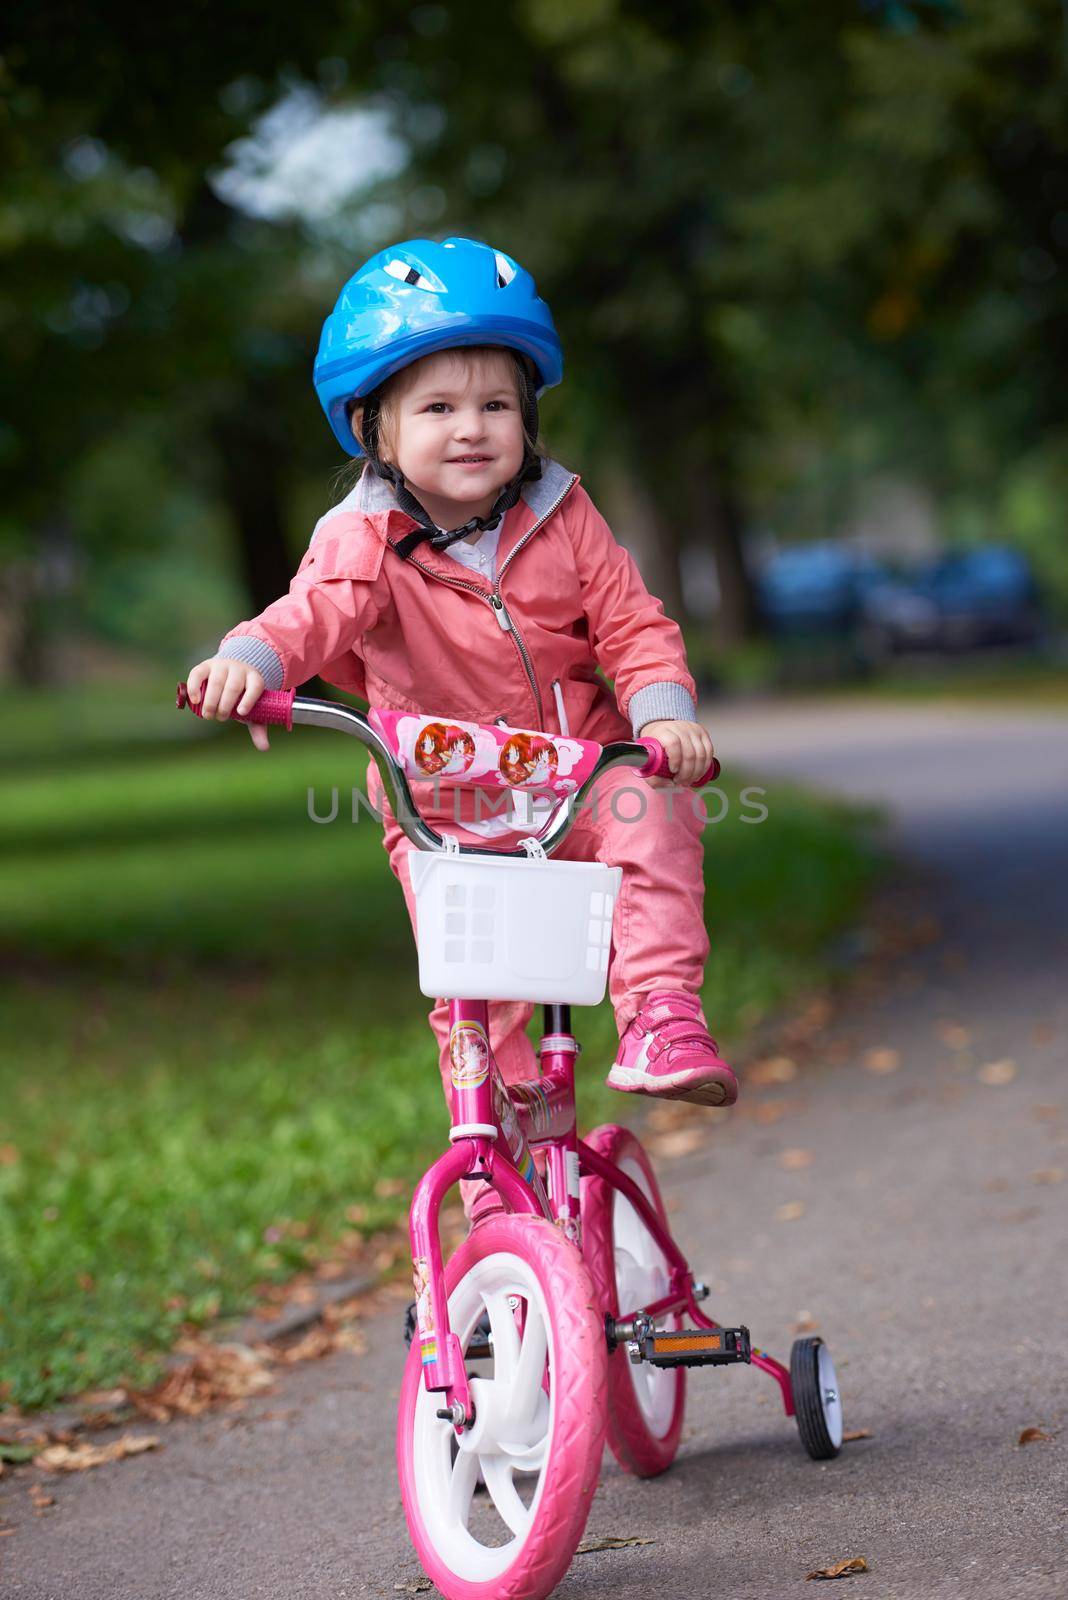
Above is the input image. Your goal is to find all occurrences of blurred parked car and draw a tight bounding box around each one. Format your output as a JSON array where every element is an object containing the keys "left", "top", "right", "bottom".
[
  {"left": 859, "top": 545, "right": 1044, "bottom": 658},
  {"left": 756, "top": 543, "right": 884, "bottom": 635}
]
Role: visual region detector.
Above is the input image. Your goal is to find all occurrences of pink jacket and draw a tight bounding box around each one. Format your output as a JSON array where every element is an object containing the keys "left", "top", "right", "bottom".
[{"left": 217, "top": 458, "right": 696, "bottom": 764}]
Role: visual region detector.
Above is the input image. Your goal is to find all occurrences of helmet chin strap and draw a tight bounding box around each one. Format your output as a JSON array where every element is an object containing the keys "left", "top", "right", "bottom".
[{"left": 358, "top": 362, "right": 544, "bottom": 559}]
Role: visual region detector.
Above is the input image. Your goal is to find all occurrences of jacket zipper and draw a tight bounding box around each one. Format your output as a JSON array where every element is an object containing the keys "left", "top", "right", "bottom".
[{"left": 385, "top": 475, "right": 578, "bottom": 730}]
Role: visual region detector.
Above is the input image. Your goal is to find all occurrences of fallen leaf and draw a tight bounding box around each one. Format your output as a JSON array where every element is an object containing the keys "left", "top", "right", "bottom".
[
  {"left": 843, "top": 1429, "right": 872, "bottom": 1442},
  {"left": 747, "top": 1056, "right": 798, "bottom": 1086},
  {"left": 128, "top": 1342, "right": 275, "bottom": 1421},
  {"left": 1018, "top": 1426, "right": 1052, "bottom": 1446},
  {"left": 775, "top": 1201, "right": 806, "bottom": 1222},
  {"left": 34, "top": 1433, "right": 161, "bottom": 1473},
  {"left": 275, "top": 1326, "right": 337, "bottom": 1364},
  {"left": 780, "top": 1148, "right": 814, "bottom": 1170},
  {"left": 752, "top": 1102, "right": 788, "bottom": 1125},
  {"left": 935, "top": 1022, "right": 970, "bottom": 1050},
  {"left": 646, "top": 1102, "right": 694, "bottom": 1132},
  {"left": 1031, "top": 1168, "right": 1065, "bottom": 1186},
  {"left": 1031, "top": 1023, "right": 1054, "bottom": 1045},
  {"left": 81, "top": 1414, "right": 134, "bottom": 1440},
  {"left": 863, "top": 1047, "right": 900, "bottom": 1075},
  {"left": 649, "top": 1128, "right": 703, "bottom": 1159},
  {"left": 0, "top": 1145, "right": 19, "bottom": 1166},
  {"left": 794, "top": 1312, "right": 819, "bottom": 1334},
  {"left": 978, "top": 1059, "right": 1017, "bottom": 1086},
  {"left": 1031, "top": 1105, "right": 1062, "bottom": 1123},
  {"left": 0, "top": 1526, "right": 16, "bottom": 1535},
  {"left": 576, "top": 1535, "right": 656, "bottom": 1553},
  {"left": 806, "top": 1556, "right": 869, "bottom": 1580},
  {"left": 393, "top": 1583, "right": 431, "bottom": 1595},
  {"left": 79, "top": 1388, "right": 129, "bottom": 1409}
]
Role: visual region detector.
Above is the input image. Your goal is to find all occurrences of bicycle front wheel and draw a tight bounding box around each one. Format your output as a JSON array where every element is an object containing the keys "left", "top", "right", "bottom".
[
  {"left": 397, "top": 1215, "right": 608, "bottom": 1600},
  {"left": 582, "top": 1124, "right": 686, "bottom": 1476}
]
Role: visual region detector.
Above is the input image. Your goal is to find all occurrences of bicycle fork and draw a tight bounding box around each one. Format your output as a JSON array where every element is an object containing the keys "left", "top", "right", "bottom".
[{"left": 407, "top": 999, "right": 581, "bottom": 1423}]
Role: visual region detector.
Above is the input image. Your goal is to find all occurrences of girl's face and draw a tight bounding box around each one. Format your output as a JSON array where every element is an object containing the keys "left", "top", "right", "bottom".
[{"left": 377, "top": 349, "right": 526, "bottom": 528}]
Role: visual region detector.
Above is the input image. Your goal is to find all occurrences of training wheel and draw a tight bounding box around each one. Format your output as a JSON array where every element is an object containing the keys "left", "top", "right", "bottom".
[{"left": 790, "top": 1336, "right": 843, "bottom": 1460}]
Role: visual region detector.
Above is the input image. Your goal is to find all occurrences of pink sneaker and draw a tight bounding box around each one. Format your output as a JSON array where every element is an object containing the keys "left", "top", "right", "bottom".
[{"left": 607, "top": 990, "right": 738, "bottom": 1107}]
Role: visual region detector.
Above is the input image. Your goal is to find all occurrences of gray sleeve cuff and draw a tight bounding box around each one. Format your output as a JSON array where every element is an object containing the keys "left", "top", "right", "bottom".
[
  {"left": 628, "top": 680, "right": 698, "bottom": 737},
  {"left": 216, "top": 635, "right": 285, "bottom": 690}
]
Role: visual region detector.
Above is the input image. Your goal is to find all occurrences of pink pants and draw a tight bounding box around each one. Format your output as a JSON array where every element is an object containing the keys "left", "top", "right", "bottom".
[{"left": 379, "top": 767, "right": 711, "bottom": 1104}]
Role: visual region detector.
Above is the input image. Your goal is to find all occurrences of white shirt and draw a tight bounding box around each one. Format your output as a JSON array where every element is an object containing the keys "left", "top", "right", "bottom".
[{"left": 438, "top": 523, "right": 502, "bottom": 583}]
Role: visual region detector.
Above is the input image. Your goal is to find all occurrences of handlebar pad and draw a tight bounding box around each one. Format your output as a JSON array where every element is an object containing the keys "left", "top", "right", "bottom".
[
  {"left": 176, "top": 682, "right": 295, "bottom": 731},
  {"left": 637, "top": 737, "right": 720, "bottom": 787}
]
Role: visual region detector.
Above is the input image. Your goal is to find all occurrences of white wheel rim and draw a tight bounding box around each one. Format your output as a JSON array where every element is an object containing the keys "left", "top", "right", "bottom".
[
  {"left": 612, "top": 1155, "right": 678, "bottom": 1438},
  {"left": 817, "top": 1342, "right": 843, "bottom": 1448},
  {"left": 409, "top": 1251, "right": 555, "bottom": 1583}
]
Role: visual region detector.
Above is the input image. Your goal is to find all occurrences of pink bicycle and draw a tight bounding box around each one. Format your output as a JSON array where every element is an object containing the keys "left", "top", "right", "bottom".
[{"left": 177, "top": 684, "right": 844, "bottom": 1600}]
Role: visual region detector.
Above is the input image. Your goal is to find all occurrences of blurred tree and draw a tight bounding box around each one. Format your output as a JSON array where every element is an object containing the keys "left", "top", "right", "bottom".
[
  {"left": 724, "top": 0, "right": 1068, "bottom": 556},
  {"left": 0, "top": 2, "right": 354, "bottom": 678},
  {"left": 6, "top": 0, "right": 1068, "bottom": 680}
]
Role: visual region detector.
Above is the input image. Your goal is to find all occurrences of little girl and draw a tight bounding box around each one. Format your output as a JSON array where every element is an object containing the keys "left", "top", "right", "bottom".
[{"left": 186, "top": 236, "right": 737, "bottom": 1114}]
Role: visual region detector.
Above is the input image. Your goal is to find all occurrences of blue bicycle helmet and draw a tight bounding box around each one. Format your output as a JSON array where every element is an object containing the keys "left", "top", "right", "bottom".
[
  {"left": 312, "top": 238, "right": 563, "bottom": 555},
  {"left": 314, "top": 236, "right": 563, "bottom": 457}
]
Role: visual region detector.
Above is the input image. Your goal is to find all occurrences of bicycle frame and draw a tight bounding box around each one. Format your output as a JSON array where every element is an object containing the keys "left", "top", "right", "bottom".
[{"left": 409, "top": 996, "right": 794, "bottom": 1423}]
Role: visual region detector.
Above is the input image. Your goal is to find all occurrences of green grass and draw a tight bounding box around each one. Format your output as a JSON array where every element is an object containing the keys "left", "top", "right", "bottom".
[
  {"left": 0, "top": 681, "right": 881, "bottom": 1412},
  {"left": 828, "top": 652, "right": 1068, "bottom": 708}
]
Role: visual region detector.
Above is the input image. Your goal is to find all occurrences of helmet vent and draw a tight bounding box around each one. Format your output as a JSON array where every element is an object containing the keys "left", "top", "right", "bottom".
[
  {"left": 383, "top": 258, "right": 436, "bottom": 290},
  {"left": 494, "top": 252, "right": 516, "bottom": 288}
]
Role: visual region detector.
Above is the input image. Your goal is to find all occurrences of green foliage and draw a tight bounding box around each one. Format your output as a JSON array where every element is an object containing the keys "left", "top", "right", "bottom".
[{"left": 5, "top": 3, "right": 1068, "bottom": 666}]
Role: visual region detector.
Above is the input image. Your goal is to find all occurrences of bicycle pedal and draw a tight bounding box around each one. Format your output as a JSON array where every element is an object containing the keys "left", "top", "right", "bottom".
[{"left": 629, "top": 1325, "right": 751, "bottom": 1369}]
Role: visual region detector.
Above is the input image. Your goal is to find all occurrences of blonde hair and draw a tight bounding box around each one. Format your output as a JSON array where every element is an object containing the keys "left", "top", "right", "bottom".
[{"left": 331, "top": 345, "right": 544, "bottom": 498}]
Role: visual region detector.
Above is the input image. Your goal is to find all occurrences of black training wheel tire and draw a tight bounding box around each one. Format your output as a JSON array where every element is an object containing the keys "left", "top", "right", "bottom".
[{"left": 790, "top": 1336, "right": 843, "bottom": 1460}]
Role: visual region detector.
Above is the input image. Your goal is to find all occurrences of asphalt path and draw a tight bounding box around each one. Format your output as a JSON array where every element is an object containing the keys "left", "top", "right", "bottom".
[{"left": 3, "top": 697, "right": 1066, "bottom": 1599}]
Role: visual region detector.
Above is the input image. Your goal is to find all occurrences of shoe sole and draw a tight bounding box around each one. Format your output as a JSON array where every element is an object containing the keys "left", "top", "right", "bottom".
[{"left": 606, "top": 1066, "right": 735, "bottom": 1107}]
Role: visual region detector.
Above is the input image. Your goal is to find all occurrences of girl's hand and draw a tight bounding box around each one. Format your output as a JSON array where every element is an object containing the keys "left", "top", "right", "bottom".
[
  {"left": 639, "top": 719, "right": 715, "bottom": 788},
  {"left": 185, "top": 658, "right": 271, "bottom": 751}
]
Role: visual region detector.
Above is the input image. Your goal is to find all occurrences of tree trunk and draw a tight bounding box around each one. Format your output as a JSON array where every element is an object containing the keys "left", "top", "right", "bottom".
[
  {"left": 598, "top": 460, "right": 686, "bottom": 622},
  {"left": 687, "top": 462, "right": 760, "bottom": 647},
  {"left": 209, "top": 407, "right": 296, "bottom": 619}
]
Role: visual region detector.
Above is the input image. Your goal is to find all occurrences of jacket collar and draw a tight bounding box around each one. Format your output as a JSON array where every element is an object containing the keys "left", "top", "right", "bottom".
[
  {"left": 346, "top": 457, "right": 575, "bottom": 531},
  {"left": 340, "top": 458, "right": 578, "bottom": 582}
]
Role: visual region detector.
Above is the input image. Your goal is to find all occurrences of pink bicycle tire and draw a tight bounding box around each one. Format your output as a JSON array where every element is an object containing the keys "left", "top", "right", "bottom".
[
  {"left": 396, "top": 1215, "right": 608, "bottom": 1600},
  {"left": 581, "top": 1124, "right": 686, "bottom": 1477}
]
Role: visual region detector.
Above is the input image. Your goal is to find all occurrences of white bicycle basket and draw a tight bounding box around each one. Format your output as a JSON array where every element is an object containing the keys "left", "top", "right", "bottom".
[{"left": 407, "top": 839, "right": 622, "bottom": 1005}]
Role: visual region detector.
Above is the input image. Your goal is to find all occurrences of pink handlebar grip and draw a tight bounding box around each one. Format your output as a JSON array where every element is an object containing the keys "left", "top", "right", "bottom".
[
  {"left": 637, "top": 737, "right": 721, "bottom": 787},
  {"left": 176, "top": 682, "right": 295, "bottom": 731}
]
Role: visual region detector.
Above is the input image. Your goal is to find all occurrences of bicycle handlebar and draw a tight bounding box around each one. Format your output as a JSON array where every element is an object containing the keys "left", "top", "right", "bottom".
[
  {"left": 176, "top": 682, "right": 296, "bottom": 729},
  {"left": 175, "top": 684, "right": 720, "bottom": 859}
]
